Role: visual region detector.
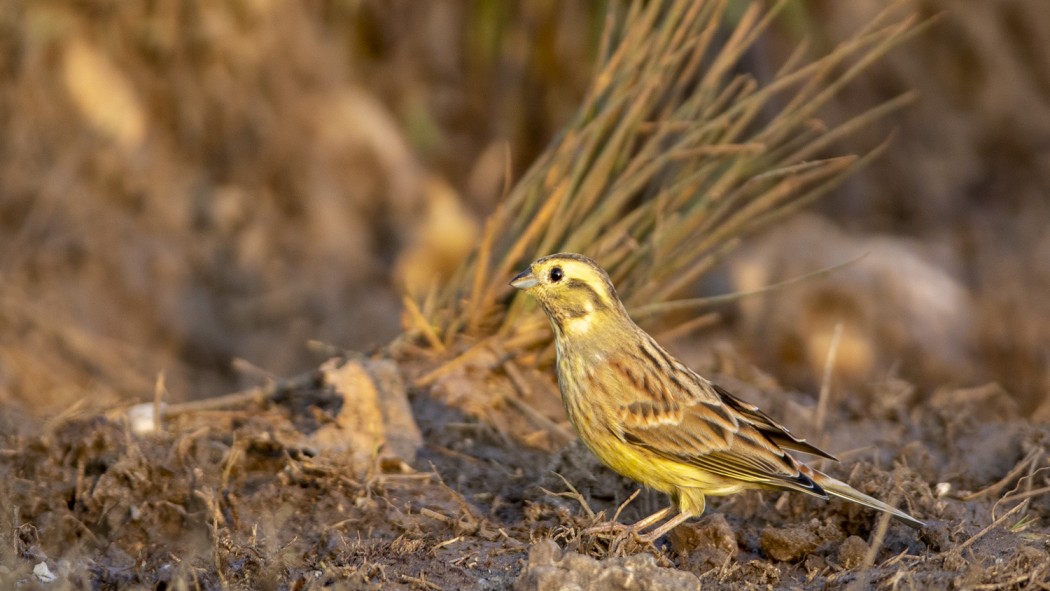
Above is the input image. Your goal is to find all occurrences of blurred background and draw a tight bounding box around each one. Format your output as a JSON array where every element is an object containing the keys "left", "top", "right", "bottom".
[{"left": 1, "top": 0, "right": 1047, "bottom": 419}]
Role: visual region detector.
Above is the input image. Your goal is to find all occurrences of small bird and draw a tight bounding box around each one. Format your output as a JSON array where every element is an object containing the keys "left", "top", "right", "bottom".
[{"left": 510, "top": 253, "right": 923, "bottom": 543}]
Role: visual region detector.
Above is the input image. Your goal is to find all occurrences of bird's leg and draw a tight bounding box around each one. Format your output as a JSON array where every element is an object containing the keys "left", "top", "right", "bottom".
[
  {"left": 634, "top": 510, "right": 692, "bottom": 544},
  {"left": 627, "top": 505, "right": 677, "bottom": 533},
  {"left": 581, "top": 489, "right": 643, "bottom": 534},
  {"left": 583, "top": 501, "right": 673, "bottom": 536},
  {"left": 606, "top": 506, "right": 689, "bottom": 555},
  {"left": 585, "top": 505, "right": 679, "bottom": 551}
]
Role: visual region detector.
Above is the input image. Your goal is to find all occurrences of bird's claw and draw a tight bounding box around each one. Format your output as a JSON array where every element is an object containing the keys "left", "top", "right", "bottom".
[{"left": 582, "top": 521, "right": 655, "bottom": 555}]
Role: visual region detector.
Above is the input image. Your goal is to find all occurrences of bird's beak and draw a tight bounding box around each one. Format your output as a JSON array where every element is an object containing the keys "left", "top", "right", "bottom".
[{"left": 510, "top": 268, "right": 538, "bottom": 290}]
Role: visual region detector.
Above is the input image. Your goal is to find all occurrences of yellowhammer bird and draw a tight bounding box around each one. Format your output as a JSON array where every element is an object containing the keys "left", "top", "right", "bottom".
[{"left": 510, "top": 253, "right": 923, "bottom": 543}]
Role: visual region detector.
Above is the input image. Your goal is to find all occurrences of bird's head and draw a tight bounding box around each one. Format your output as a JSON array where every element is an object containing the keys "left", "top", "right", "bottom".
[{"left": 510, "top": 253, "right": 626, "bottom": 337}]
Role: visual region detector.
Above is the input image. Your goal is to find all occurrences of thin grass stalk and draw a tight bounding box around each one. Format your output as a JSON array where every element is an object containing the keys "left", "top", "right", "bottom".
[
  {"left": 783, "top": 91, "right": 916, "bottom": 164},
  {"left": 424, "top": 0, "right": 925, "bottom": 352},
  {"left": 748, "top": 133, "right": 897, "bottom": 232},
  {"left": 632, "top": 156, "right": 854, "bottom": 303},
  {"left": 632, "top": 253, "right": 868, "bottom": 318}
]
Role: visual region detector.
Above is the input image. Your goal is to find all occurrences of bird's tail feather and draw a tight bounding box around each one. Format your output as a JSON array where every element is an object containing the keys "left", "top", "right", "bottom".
[{"left": 809, "top": 470, "right": 925, "bottom": 529}]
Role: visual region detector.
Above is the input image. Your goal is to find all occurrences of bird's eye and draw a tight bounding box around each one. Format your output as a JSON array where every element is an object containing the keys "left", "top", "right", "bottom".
[{"left": 549, "top": 266, "right": 564, "bottom": 283}]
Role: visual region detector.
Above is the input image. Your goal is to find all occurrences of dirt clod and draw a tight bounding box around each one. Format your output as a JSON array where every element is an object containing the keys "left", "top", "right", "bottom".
[
  {"left": 837, "top": 535, "right": 869, "bottom": 569},
  {"left": 671, "top": 514, "right": 738, "bottom": 569},
  {"left": 313, "top": 358, "right": 422, "bottom": 469},
  {"left": 514, "top": 540, "right": 701, "bottom": 591},
  {"left": 760, "top": 525, "right": 821, "bottom": 562}
]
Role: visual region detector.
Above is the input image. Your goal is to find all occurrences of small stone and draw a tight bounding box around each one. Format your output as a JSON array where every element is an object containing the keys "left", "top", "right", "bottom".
[
  {"left": 34, "top": 561, "right": 57, "bottom": 583},
  {"left": 127, "top": 403, "right": 165, "bottom": 434}
]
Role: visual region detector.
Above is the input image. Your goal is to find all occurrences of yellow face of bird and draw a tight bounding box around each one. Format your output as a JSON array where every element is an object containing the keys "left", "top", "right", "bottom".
[{"left": 509, "top": 253, "right": 625, "bottom": 338}]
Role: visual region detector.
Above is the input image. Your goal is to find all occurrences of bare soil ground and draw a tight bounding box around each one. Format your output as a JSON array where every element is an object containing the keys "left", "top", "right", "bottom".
[
  {"left": 3, "top": 349, "right": 1049, "bottom": 590},
  {"left": 2, "top": 1, "right": 1050, "bottom": 589}
]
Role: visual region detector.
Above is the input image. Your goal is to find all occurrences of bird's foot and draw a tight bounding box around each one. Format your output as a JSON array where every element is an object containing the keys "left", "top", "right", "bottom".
[
  {"left": 581, "top": 521, "right": 631, "bottom": 536},
  {"left": 580, "top": 521, "right": 655, "bottom": 555},
  {"left": 587, "top": 509, "right": 694, "bottom": 555},
  {"left": 608, "top": 528, "right": 654, "bottom": 556}
]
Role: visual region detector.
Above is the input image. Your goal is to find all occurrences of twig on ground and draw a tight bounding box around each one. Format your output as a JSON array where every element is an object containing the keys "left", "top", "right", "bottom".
[
  {"left": 964, "top": 449, "right": 1042, "bottom": 501},
  {"left": 399, "top": 573, "right": 442, "bottom": 591},
  {"left": 945, "top": 499, "right": 1029, "bottom": 557},
  {"left": 540, "top": 472, "right": 598, "bottom": 521}
]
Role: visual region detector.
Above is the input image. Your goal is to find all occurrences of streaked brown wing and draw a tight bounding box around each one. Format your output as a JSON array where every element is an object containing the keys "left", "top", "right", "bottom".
[
  {"left": 607, "top": 350, "right": 827, "bottom": 497},
  {"left": 621, "top": 401, "right": 828, "bottom": 498},
  {"left": 603, "top": 365, "right": 738, "bottom": 452},
  {"left": 712, "top": 383, "right": 838, "bottom": 461}
]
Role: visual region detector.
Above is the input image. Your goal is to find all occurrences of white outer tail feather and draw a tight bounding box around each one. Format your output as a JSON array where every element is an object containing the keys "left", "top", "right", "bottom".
[{"left": 818, "top": 474, "right": 925, "bottom": 529}]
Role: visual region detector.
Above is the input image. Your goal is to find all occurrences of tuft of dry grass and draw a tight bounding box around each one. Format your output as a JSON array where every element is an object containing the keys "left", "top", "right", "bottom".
[{"left": 420, "top": 0, "right": 931, "bottom": 354}]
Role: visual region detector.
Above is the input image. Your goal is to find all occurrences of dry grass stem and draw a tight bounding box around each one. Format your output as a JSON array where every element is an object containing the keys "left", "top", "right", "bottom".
[
  {"left": 863, "top": 497, "right": 896, "bottom": 568},
  {"left": 652, "top": 312, "right": 721, "bottom": 344},
  {"left": 815, "top": 322, "right": 845, "bottom": 437},
  {"left": 419, "top": 0, "right": 928, "bottom": 357},
  {"left": 947, "top": 499, "right": 1029, "bottom": 557},
  {"left": 631, "top": 252, "right": 868, "bottom": 318},
  {"left": 403, "top": 296, "right": 447, "bottom": 354},
  {"left": 151, "top": 370, "right": 318, "bottom": 419},
  {"left": 964, "top": 448, "right": 1043, "bottom": 501}
]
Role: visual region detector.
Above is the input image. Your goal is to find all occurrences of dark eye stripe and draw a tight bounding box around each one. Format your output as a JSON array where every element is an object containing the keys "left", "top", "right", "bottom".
[
  {"left": 565, "top": 278, "right": 609, "bottom": 310},
  {"left": 564, "top": 278, "right": 591, "bottom": 291},
  {"left": 558, "top": 305, "right": 589, "bottom": 319}
]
